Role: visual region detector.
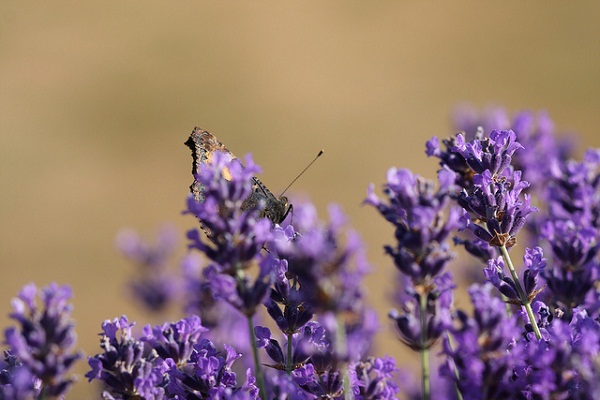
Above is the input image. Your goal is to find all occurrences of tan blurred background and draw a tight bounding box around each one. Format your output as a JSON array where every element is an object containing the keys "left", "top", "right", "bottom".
[{"left": 1, "top": 2, "right": 599, "bottom": 397}]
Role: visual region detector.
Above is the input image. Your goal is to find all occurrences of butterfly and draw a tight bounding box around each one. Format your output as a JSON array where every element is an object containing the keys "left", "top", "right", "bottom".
[{"left": 185, "top": 127, "right": 292, "bottom": 225}]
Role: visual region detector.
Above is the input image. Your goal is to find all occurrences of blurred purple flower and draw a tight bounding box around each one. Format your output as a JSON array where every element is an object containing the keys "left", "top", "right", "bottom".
[
  {"left": 0, "top": 350, "right": 40, "bottom": 399},
  {"left": 389, "top": 273, "right": 454, "bottom": 351},
  {"left": 3, "top": 283, "right": 81, "bottom": 398},
  {"left": 116, "top": 225, "right": 180, "bottom": 312},
  {"left": 270, "top": 203, "right": 371, "bottom": 318},
  {"left": 181, "top": 253, "right": 251, "bottom": 354}
]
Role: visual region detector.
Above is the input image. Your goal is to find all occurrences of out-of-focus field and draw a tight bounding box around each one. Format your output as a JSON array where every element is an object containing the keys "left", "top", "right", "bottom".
[{"left": 1, "top": 2, "right": 599, "bottom": 397}]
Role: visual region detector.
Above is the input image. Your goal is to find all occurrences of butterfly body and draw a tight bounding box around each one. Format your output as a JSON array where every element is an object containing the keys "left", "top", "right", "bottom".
[{"left": 185, "top": 128, "right": 291, "bottom": 225}]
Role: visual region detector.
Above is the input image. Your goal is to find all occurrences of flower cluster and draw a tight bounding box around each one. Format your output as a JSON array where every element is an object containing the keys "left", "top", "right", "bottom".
[
  {"left": 185, "top": 152, "right": 273, "bottom": 318},
  {"left": 86, "top": 315, "right": 257, "bottom": 399},
  {"left": 2, "top": 108, "right": 599, "bottom": 400},
  {"left": 1, "top": 283, "right": 81, "bottom": 399}
]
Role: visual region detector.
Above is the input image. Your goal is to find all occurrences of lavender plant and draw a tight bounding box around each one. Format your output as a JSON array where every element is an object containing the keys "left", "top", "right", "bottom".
[
  {"left": 1, "top": 107, "right": 599, "bottom": 400},
  {"left": 1, "top": 283, "right": 81, "bottom": 399}
]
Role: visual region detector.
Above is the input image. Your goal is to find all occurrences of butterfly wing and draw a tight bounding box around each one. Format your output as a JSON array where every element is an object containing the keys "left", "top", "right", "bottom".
[
  {"left": 185, "top": 128, "right": 232, "bottom": 202},
  {"left": 185, "top": 127, "right": 291, "bottom": 225}
]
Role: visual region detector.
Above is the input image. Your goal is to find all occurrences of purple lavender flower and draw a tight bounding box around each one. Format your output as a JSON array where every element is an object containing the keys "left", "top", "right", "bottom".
[
  {"left": 181, "top": 253, "right": 251, "bottom": 355},
  {"left": 484, "top": 246, "right": 546, "bottom": 303},
  {"left": 451, "top": 106, "right": 575, "bottom": 195},
  {"left": 389, "top": 273, "right": 454, "bottom": 351},
  {"left": 270, "top": 203, "right": 371, "bottom": 319},
  {"left": 366, "top": 167, "right": 461, "bottom": 283},
  {"left": 441, "top": 284, "right": 525, "bottom": 399},
  {"left": 165, "top": 341, "right": 258, "bottom": 399},
  {"left": 368, "top": 166, "right": 460, "bottom": 400},
  {"left": 517, "top": 308, "right": 600, "bottom": 399},
  {"left": 86, "top": 316, "right": 167, "bottom": 399},
  {"left": 457, "top": 167, "right": 537, "bottom": 248},
  {"left": 427, "top": 129, "right": 536, "bottom": 248},
  {"left": 255, "top": 322, "right": 328, "bottom": 373},
  {"left": 116, "top": 225, "right": 179, "bottom": 312},
  {"left": 265, "top": 257, "right": 314, "bottom": 337},
  {"left": 186, "top": 151, "right": 274, "bottom": 317},
  {"left": 544, "top": 149, "right": 600, "bottom": 228},
  {"left": 186, "top": 151, "right": 272, "bottom": 269},
  {"left": 292, "top": 363, "right": 343, "bottom": 398},
  {"left": 348, "top": 356, "right": 399, "bottom": 400},
  {"left": 88, "top": 315, "right": 257, "bottom": 399},
  {"left": 141, "top": 315, "right": 207, "bottom": 366},
  {"left": 528, "top": 150, "right": 600, "bottom": 318},
  {"left": 539, "top": 218, "right": 600, "bottom": 316},
  {"left": 0, "top": 350, "right": 40, "bottom": 399},
  {"left": 3, "top": 283, "right": 81, "bottom": 399}
]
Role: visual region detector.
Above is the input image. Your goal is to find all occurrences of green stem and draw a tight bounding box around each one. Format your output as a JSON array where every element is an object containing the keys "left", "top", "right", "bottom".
[
  {"left": 445, "top": 333, "right": 464, "bottom": 400},
  {"left": 286, "top": 331, "right": 293, "bottom": 374},
  {"left": 247, "top": 315, "right": 267, "bottom": 400},
  {"left": 334, "top": 314, "right": 352, "bottom": 400},
  {"left": 499, "top": 244, "right": 542, "bottom": 340},
  {"left": 419, "top": 293, "right": 430, "bottom": 400}
]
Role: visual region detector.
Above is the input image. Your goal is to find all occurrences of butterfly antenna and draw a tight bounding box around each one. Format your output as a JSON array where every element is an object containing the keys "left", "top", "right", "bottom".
[{"left": 280, "top": 150, "right": 324, "bottom": 196}]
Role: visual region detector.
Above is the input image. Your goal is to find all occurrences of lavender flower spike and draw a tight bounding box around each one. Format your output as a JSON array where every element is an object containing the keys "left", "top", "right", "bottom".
[
  {"left": 86, "top": 316, "right": 167, "bottom": 399},
  {"left": 366, "top": 167, "right": 461, "bottom": 283},
  {"left": 458, "top": 169, "right": 537, "bottom": 248},
  {"left": 4, "top": 282, "right": 82, "bottom": 398}
]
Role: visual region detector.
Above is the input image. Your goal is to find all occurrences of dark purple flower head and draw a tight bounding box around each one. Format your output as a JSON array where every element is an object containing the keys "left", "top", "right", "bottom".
[
  {"left": 452, "top": 130, "right": 523, "bottom": 177},
  {"left": 539, "top": 218, "right": 600, "bottom": 317},
  {"left": 116, "top": 226, "right": 179, "bottom": 312},
  {"left": 4, "top": 283, "right": 81, "bottom": 398},
  {"left": 165, "top": 341, "right": 258, "bottom": 399},
  {"left": 450, "top": 107, "right": 573, "bottom": 189},
  {"left": 86, "top": 316, "right": 167, "bottom": 399},
  {"left": 427, "top": 129, "right": 523, "bottom": 191},
  {"left": 266, "top": 257, "right": 315, "bottom": 335},
  {"left": 366, "top": 168, "right": 460, "bottom": 283},
  {"left": 545, "top": 149, "right": 600, "bottom": 228},
  {"left": 458, "top": 169, "right": 538, "bottom": 247},
  {"left": 141, "top": 315, "right": 207, "bottom": 366},
  {"left": 88, "top": 316, "right": 256, "bottom": 399}
]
